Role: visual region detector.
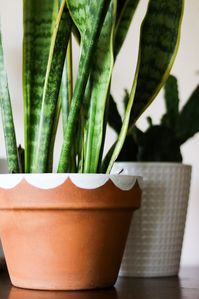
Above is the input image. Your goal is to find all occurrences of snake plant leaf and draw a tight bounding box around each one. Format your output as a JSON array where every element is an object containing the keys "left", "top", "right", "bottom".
[
  {"left": 0, "top": 28, "right": 20, "bottom": 173},
  {"left": 176, "top": 85, "right": 199, "bottom": 145},
  {"left": 48, "top": 37, "right": 73, "bottom": 173},
  {"left": 31, "top": 1, "right": 72, "bottom": 173},
  {"left": 115, "top": 0, "right": 140, "bottom": 57},
  {"left": 161, "top": 75, "right": 180, "bottom": 129},
  {"left": 106, "top": 67, "right": 138, "bottom": 173},
  {"left": 62, "top": 37, "right": 77, "bottom": 173},
  {"left": 101, "top": 141, "right": 116, "bottom": 173},
  {"left": 58, "top": 0, "right": 111, "bottom": 172},
  {"left": 83, "top": 0, "right": 116, "bottom": 173},
  {"left": 61, "top": 64, "right": 69, "bottom": 131},
  {"left": 123, "top": 89, "right": 130, "bottom": 109},
  {"left": 128, "top": 0, "right": 184, "bottom": 131},
  {"left": 23, "top": 0, "right": 59, "bottom": 172},
  {"left": 78, "top": 79, "right": 92, "bottom": 172},
  {"left": 106, "top": 0, "right": 184, "bottom": 173},
  {"left": 47, "top": 94, "right": 62, "bottom": 173},
  {"left": 62, "top": 37, "right": 73, "bottom": 130}
]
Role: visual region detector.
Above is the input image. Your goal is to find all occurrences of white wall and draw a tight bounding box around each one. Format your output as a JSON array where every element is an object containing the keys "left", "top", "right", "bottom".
[{"left": 0, "top": 0, "right": 198, "bottom": 266}]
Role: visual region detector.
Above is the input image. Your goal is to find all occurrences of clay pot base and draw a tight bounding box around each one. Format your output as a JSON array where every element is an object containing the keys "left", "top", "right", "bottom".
[
  {"left": 9, "top": 285, "right": 117, "bottom": 298},
  {"left": 0, "top": 176, "right": 141, "bottom": 290}
]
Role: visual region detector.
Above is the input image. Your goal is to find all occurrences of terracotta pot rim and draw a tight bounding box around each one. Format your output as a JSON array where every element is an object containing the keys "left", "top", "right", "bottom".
[
  {"left": 0, "top": 173, "right": 143, "bottom": 191},
  {"left": 0, "top": 178, "right": 141, "bottom": 213}
]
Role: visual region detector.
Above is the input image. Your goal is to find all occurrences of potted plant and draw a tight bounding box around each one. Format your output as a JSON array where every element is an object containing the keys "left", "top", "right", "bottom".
[
  {"left": 111, "top": 75, "right": 198, "bottom": 277},
  {"left": 0, "top": 0, "right": 183, "bottom": 290}
]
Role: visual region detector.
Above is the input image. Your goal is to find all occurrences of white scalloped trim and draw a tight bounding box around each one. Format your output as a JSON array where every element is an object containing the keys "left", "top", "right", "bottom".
[{"left": 0, "top": 174, "right": 142, "bottom": 190}]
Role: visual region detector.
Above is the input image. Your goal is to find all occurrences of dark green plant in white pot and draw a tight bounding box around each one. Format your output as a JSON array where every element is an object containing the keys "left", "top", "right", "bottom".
[
  {"left": 111, "top": 75, "right": 198, "bottom": 277},
  {"left": 0, "top": 0, "right": 183, "bottom": 290}
]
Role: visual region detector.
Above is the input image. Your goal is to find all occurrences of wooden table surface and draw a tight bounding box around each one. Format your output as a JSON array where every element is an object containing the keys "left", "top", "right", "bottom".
[{"left": 0, "top": 267, "right": 199, "bottom": 299}]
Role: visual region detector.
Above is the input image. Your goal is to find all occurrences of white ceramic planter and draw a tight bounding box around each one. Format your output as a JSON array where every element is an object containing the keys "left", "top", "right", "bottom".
[
  {"left": 0, "top": 159, "right": 8, "bottom": 270},
  {"left": 111, "top": 162, "right": 192, "bottom": 277}
]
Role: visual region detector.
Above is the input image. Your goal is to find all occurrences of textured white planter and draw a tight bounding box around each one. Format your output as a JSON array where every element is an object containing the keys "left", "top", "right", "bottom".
[
  {"left": 0, "top": 158, "right": 8, "bottom": 270},
  {"left": 111, "top": 162, "right": 192, "bottom": 277}
]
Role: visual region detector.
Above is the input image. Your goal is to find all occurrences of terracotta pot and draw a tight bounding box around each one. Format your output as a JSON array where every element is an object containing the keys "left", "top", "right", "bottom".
[
  {"left": 112, "top": 162, "right": 191, "bottom": 277},
  {"left": 0, "top": 174, "right": 142, "bottom": 290}
]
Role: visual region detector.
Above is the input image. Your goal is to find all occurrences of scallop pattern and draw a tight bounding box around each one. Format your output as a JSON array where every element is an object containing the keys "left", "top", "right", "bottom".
[{"left": 0, "top": 174, "right": 143, "bottom": 191}]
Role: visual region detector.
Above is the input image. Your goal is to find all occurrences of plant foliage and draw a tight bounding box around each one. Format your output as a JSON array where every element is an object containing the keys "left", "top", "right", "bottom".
[
  {"left": 110, "top": 75, "right": 199, "bottom": 162},
  {"left": 0, "top": 1, "right": 184, "bottom": 173}
]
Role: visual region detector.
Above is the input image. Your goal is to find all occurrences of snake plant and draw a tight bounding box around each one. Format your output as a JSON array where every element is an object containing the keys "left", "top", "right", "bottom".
[{"left": 0, "top": 0, "right": 184, "bottom": 173}]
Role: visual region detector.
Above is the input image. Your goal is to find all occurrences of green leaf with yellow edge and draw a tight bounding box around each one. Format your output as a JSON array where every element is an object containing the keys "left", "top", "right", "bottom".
[
  {"left": 107, "top": 0, "right": 184, "bottom": 173},
  {"left": 23, "top": 0, "right": 59, "bottom": 172},
  {"left": 31, "top": 1, "right": 72, "bottom": 172},
  {"left": 0, "top": 25, "right": 20, "bottom": 173},
  {"left": 128, "top": 0, "right": 184, "bottom": 131},
  {"left": 106, "top": 65, "right": 139, "bottom": 173},
  {"left": 62, "top": 37, "right": 73, "bottom": 130},
  {"left": 115, "top": 0, "right": 140, "bottom": 57},
  {"left": 83, "top": 0, "right": 116, "bottom": 173},
  {"left": 58, "top": 0, "right": 111, "bottom": 172}
]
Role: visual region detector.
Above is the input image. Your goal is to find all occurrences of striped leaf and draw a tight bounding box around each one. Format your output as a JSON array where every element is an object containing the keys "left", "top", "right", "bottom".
[
  {"left": 62, "top": 37, "right": 73, "bottom": 130},
  {"left": 62, "top": 37, "right": 77, "bottom": 172},
  {"left": 106, "top": 0, "right": 184, "bottom": 173},
  {"left": 83, "top": 0, "right": 116, "bottom": 173},
  {"left": 128, "top": 0, "right": 184, "bottom": 130},
  {"left": 106, "top": 66, "right": 139, "bottom": 173},
  {"left": 58, "top": 0, "right": 111, "bottom": 172},
  {"left": 0, "top": 27, "right": 19, "bottom": 173},
  {"left": 47, "top": 94, "right": 62, "bottom": 173},
  {"left": 115, "top": 0, "right": 140, "bottom": 56},
  {"left": 31, "top": 1, "right": 72, "bottom": 173},
  {"left": 23, "top": 0, "right": 59, "bottom": 172}
]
